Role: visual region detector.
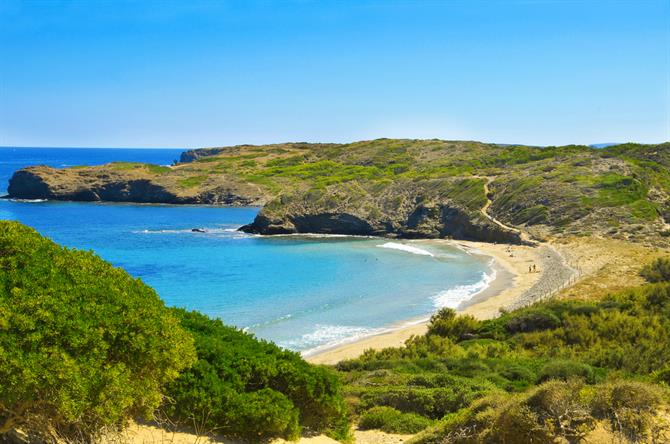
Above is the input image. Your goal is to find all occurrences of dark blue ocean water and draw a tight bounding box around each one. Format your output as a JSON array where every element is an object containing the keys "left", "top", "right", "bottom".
[{"left": 0, "top": 148, "right": 491, "bottom": 352}]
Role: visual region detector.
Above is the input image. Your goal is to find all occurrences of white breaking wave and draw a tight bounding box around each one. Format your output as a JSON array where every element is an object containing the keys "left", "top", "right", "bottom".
[
  {"left": 377, "top": 242, "right": 434, "bottom": 257},
  {"left": 289, "top": 324, "right": 386, "bottom": 356},
  {"left": 133, "top": 226, "right": 251, "bottom": 237},
  {"left": 8, "top": 198, "right": 48, "bottom": 203},
  {"left": 431, "top": 268, "right": 496, "bottom": 309},
  {"left": 273, "top": 233, "right": 372, "bottom": 239}
]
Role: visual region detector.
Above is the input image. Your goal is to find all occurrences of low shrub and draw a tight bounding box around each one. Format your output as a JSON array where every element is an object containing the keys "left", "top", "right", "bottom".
[
  {"left": 640, "top": 257, "right": 670, "bottom": 283},
  {"left": 427, "top": 308, "right": 479, "bottom": 340},
  {"left": 591, "top": 380, "right": 666, "bottom": 442},
  {"left": 359, "top": 380, "right": 494, "bottom": 419},
  {"left": 504, "top": 308, "right": 561, "bottom": 334},
  {"left": 358, "top": 406, "right": 433, "bottom": 434},
  {"left": 537, "top": 360, "right": 597, "bottom": 384},
  {"left": 164, "top": 309, "right": 349, "bottom": 442}
]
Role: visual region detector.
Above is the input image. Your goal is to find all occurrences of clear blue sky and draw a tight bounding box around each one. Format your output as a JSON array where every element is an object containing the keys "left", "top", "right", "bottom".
[{"left": 0, "top": 0, "right": 668, "bottom": 148}]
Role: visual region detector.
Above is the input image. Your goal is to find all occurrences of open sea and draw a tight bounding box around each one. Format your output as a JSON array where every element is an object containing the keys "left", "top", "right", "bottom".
[{"left": 0, "top": 147, "right": 492, "bottom": 353}]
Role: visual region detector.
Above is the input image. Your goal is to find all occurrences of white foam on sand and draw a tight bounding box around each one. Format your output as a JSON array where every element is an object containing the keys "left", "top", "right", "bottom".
[
  {"left": 377, "top": 242, "right": 434, "bottom": 256},
  {"left": 431, "top": 268, "right": 497, "bottom": 309},
  {"left": 291, "top": 324, "right": 387, "bottom": 356}
]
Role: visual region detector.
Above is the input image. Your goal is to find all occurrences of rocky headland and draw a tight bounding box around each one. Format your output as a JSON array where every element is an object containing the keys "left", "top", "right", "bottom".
[{"left": 7, "top": 139, "right": 670, "bottom": 245}]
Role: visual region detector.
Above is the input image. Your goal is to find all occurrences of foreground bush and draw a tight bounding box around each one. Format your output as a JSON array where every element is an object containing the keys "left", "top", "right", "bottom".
[
  {"left": 427, "top": 308, "right": 479, "bottom": 340},
  {"left": 411, "top": 379, "right": 668, "bottom": 444},
  {"left": 165, "top": 309, "right": 350, "bottom": 442},
  {"left": 536, "top": 359, "right": 597, "bottom": 384},
  {"left": 0, "top": 221, "right": 196, "bottom": 440},
  {"left": 359, "top": 406, "right": 433, "bottom": 434}
]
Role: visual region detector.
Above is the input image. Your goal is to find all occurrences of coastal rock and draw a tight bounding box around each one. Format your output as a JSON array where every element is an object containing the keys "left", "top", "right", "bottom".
[
  {"left": 179, "top": 148, "right": 229, "bottom": 163},
  {"left": 7, "top": 165, "right": 265, "bottom": 206},
  {"left": 240, "top": 180, "right": 526, "bottom": 244}
]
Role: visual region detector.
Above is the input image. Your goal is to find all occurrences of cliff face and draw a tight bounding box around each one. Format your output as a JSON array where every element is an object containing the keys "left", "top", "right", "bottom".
[
  {"left": 6, "top": 140, "right": 670, "bottom": 245},
  {"left": 239, "top": 178, "right": 524, "bottom": 243}
]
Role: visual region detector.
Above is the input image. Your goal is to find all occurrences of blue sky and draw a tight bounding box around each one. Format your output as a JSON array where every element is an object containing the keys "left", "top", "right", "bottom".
[{"left": 0, "top": 0, "right": 668, "bottom": 148}]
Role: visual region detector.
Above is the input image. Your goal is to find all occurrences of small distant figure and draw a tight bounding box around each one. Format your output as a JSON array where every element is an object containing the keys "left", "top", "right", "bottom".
[
  {"left": 529, "top": 265, "right": 532, "bottom": 273},
  {"left": 533, "top": 264, "right": 536, "bottom": 273},
  {"left": 191, "top": 228, "right": 206, "bottom": 233}
]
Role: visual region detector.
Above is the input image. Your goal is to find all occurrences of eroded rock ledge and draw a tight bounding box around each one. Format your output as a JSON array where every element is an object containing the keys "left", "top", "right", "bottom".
[
  {"left": 7, "top": 166, "right": 264, "bottom": 206},
  {"left": 240, "top": 208, "right": 523, "bottom": 243}
]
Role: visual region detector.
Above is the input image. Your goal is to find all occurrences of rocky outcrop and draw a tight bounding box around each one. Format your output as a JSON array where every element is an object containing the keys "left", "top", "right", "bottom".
[
  {"left": 179, "top": 148, "right": 229, "bottom": 163},
  {"left": 7, "top": 166, "right": 265, "bottom": 206},
  {"left": 240, "top": 180, "right": 526, "bottom": 244},
  {"left": 241, "top": 205, "right": 524, "bottom": 243}
]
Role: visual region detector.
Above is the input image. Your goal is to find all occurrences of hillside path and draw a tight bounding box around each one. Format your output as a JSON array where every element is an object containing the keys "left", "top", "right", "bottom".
[{"left": 475, "top": 176, "right": 536, "bottom": 245}]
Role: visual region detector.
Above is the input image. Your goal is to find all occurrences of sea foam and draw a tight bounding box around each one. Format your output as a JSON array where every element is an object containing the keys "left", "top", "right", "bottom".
[
  {"left": 289, "top": 324, "right": 386, "bottom": 355},
  {"left": 377, "top": 242, "right": 434, "bottom": 256},
  {"left": 431, "top": 268, "right": 496, "bottom": 309}
]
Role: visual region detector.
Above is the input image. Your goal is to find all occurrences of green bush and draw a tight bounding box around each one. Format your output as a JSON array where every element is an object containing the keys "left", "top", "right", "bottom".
[
  {"left": 427, "top": 308, "right": 479, "bottom": 340},
  {"left": 359, "top": 380, "right": 494, "bottom": 419},
  {"left": 641, "top": 257, "right": 670, "bottom": 283},
  {"left": 359, "top": 406, "right": 433, "bottom": 434},
  {"left": 165, "top": 309, "right": 349, "bottom": 442},
  {"left": 537, "top": 360, "right": 596, "bottom": 384},
  {"left": 0, "top": 221, "right": 196, "bottom": 440},
  {"left": 504, "top": 308, "right": 561, "bottom": 334},
  {"left": 523, "top": 379, "right": 594, "bottom": 441}
]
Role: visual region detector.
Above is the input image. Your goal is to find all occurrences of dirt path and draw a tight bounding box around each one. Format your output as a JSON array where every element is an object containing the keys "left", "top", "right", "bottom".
[{"left": 477, "top": 176, "right": 536, "bottom": 245}]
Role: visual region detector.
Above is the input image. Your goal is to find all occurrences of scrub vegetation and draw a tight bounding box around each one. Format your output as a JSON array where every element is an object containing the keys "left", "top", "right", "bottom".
[
  {"left": 336, "top": 257, "right": 670, "bottom": 440},
  {"left": 0, "top": 222, "right": 349, "bottom": 443}
]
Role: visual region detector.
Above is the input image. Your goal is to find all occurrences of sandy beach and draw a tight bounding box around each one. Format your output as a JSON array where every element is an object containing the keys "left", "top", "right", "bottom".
[{"left": 308, "top": 239, "right": 549, "bottom": 365}]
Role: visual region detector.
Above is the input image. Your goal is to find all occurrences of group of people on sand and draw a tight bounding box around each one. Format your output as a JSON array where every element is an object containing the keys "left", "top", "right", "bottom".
[{"left": 505, "top": 246, "right": 538, "bottom": 273}]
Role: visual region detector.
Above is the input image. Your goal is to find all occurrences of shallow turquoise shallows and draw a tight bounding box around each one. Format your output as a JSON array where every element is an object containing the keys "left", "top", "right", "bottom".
[{"left": 0, "top": 148, "right": 491, "bottom": 352}]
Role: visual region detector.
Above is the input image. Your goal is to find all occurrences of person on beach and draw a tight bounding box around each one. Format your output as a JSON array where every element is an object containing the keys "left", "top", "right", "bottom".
[{"left": 533, "top": 264, "right": 536, "bottom": 272}]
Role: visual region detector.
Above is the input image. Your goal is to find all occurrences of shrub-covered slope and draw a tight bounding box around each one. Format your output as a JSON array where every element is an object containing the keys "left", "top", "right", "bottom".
[
  {"left": 8, "top": 140, "right": 670, "bottom": 244},
  {"left": 0, "top": 221, "right": 196, "bottom": 441},
  {"left": 0, "top": 222, "right": 349, "bottom": 443},
  {"left": 165, "top": 309, "right": 349, "bottom": 441},
  {"left": 337, "top": 258, "right": 670, "bottom": 440}
]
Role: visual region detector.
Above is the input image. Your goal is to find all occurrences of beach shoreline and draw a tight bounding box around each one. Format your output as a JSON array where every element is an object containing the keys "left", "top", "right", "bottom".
[{"left": 306, "top": 239, "right": 547, "bottom": 365}]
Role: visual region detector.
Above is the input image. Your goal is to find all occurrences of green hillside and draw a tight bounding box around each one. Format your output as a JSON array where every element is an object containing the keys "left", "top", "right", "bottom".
[{"left": 8, "top": 140, "right": 670, "bottom": 245}]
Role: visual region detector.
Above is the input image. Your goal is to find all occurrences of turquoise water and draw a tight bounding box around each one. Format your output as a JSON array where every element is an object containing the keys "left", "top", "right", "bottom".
[{"left": 0, "top": 148, "right": 491, "bottom": 352}]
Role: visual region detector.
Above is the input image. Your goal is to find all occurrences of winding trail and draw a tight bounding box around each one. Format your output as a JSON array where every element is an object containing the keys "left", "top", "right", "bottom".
[
  {"left": 476, "top": 176, "right": 536, "bottom": 245},
  {"left": 474, "top": 176, "right": 579, "bottom": 307}
]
